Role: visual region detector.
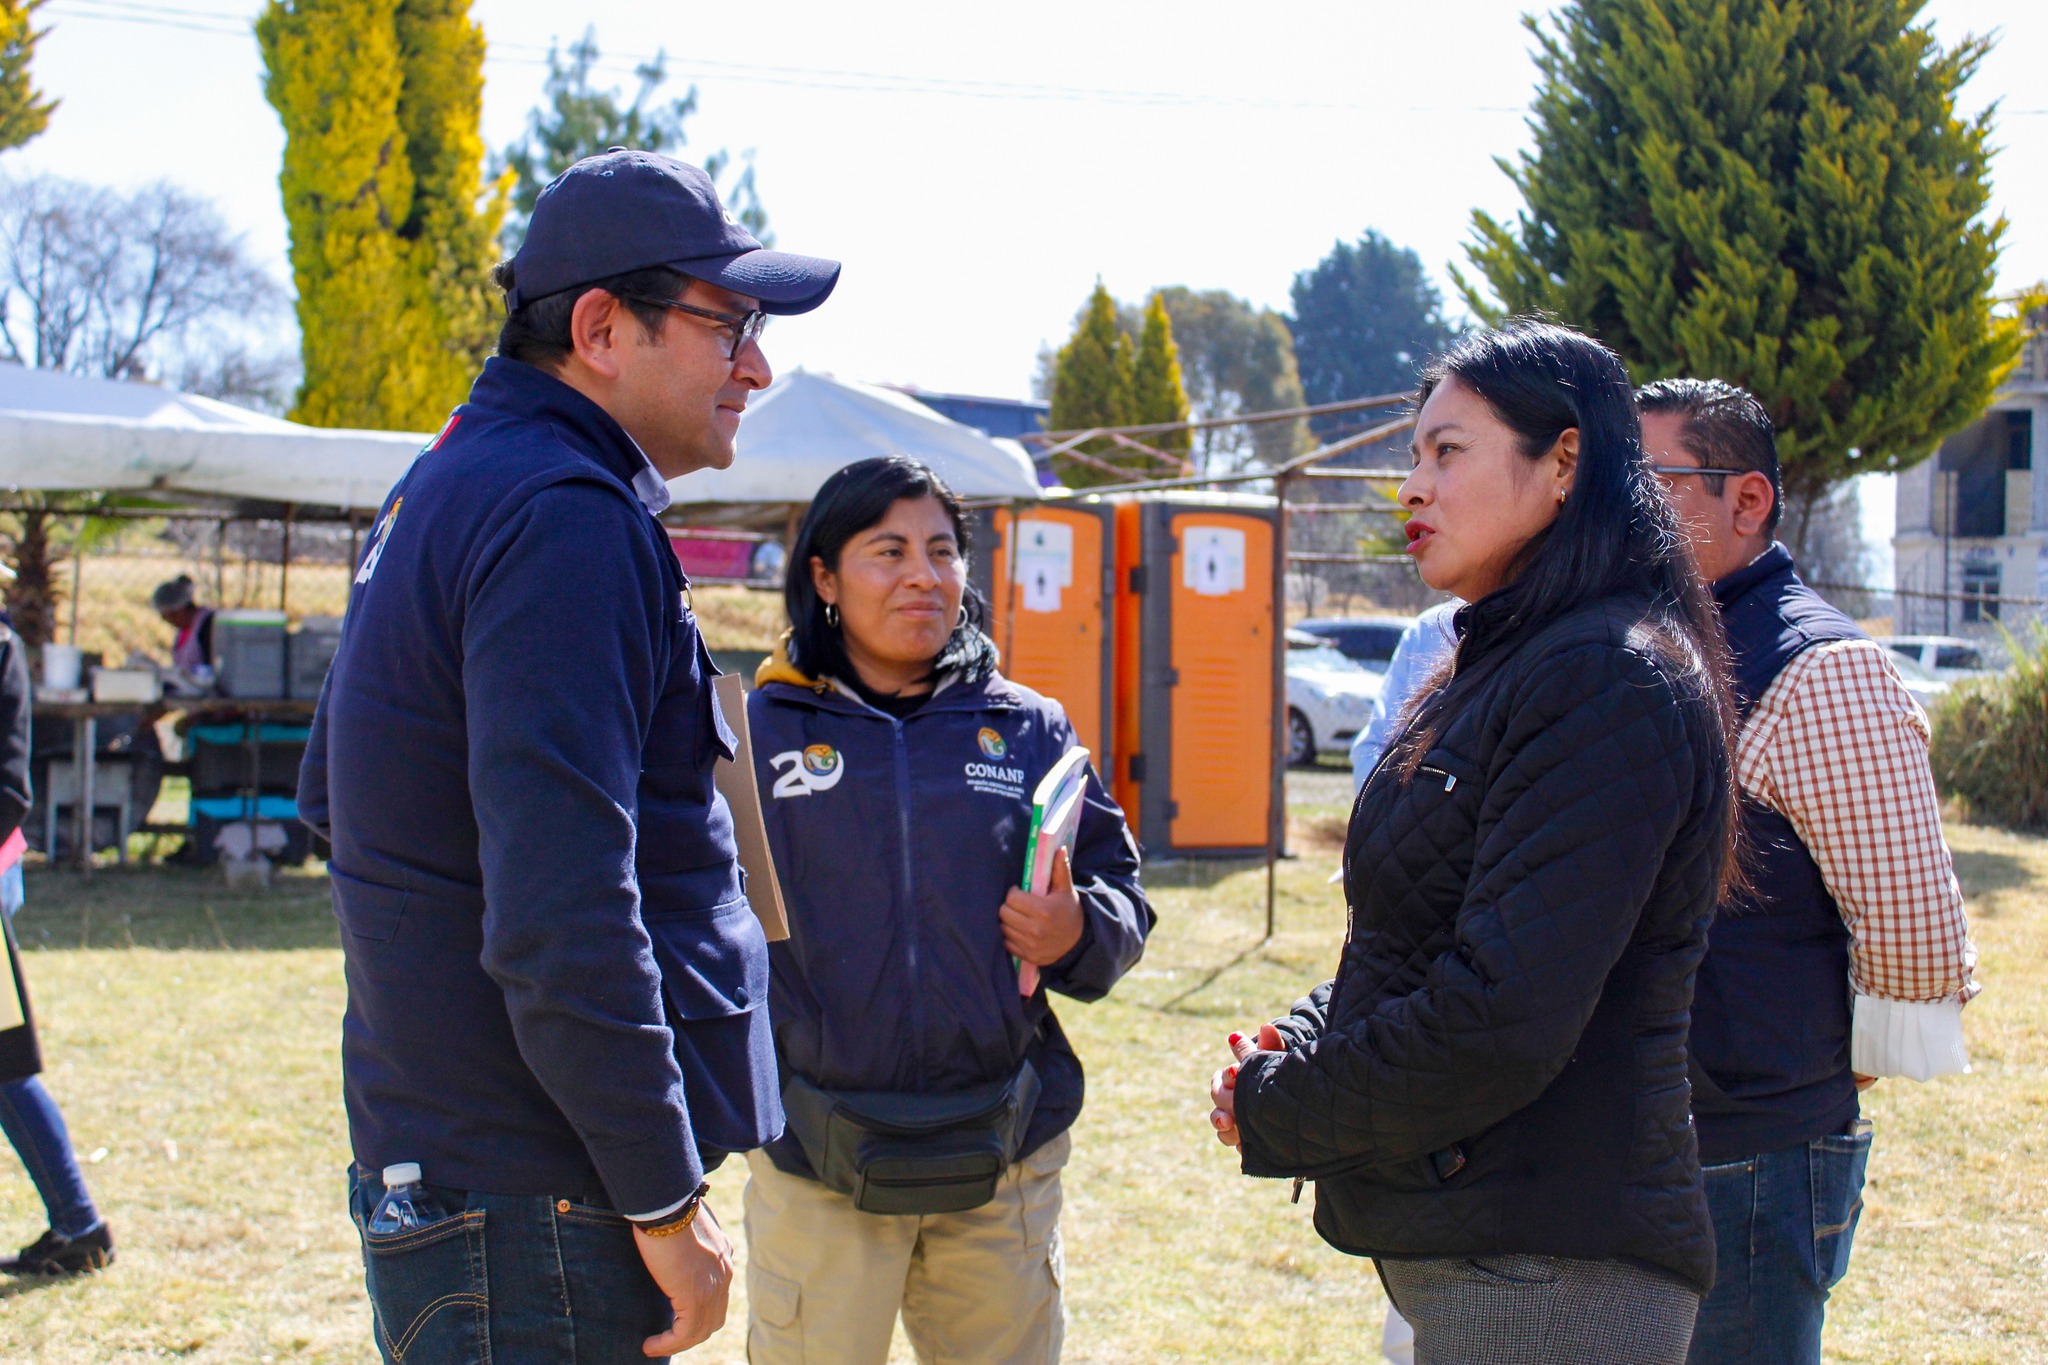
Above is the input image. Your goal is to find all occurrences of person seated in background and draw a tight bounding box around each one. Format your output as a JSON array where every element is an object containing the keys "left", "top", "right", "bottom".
[
  {"left": 743, "top": 455, "right": 1153, "bottom": 1365},
  {"left": 151, "top": 575, "right": 216, "bottom": 696},
  {"left": 0, "top": 606, "right": 114, "bottom": 1276}
]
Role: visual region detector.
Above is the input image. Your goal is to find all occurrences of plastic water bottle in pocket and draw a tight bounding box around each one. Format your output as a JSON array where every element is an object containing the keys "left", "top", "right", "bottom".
[{"left": 368, "top": 1162, "right": 442, "bottom": 1233}]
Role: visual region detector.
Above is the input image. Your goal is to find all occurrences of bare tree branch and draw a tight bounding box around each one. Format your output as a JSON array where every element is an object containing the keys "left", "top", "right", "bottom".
[{"left": 0, "top": 170, "right": 287, "bottom": 387}]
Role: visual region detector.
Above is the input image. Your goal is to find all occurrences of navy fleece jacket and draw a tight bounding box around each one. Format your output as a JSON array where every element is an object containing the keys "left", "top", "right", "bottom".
[{"left": 300, "top": 358, "right": 777, "bottom": 1215}]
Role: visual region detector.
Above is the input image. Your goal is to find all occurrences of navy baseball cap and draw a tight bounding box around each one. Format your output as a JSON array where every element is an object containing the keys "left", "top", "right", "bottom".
[{"left": 506, "top": 148, "right": 840, "bottom": 315}]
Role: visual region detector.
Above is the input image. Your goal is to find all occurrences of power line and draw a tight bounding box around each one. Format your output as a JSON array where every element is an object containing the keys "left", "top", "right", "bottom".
[
  {"left": 51, "top": 2, "right": 2048, "bottom": 120},
  {"left": 51, "top": 0, "right": 246, "bottom": 35},
  {"left": 42, "top": 1, "right": 2048, "bottom": 118},
  {"left": 488, "top": 42, "right": 1532, "bottom": 113},
  {"left": 42, "top": 2, "right": 1529, "bottom": 114},
  {"left": 67, "top": 0, "right": 241, "bottom": 21}
]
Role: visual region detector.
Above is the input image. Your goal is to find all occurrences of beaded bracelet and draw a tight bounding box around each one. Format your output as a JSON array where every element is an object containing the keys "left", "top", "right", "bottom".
[{"left": 632, "top": 1182, "right": 711, "bottom": 1238}]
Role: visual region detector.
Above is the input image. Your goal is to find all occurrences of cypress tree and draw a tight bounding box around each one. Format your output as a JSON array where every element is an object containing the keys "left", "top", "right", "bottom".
[
  {"left": 1461, "top": 0, "right": 2025, "bottom": 509},
  {"left": 1132, "top": 293, "right": 1191, "bottom": 462},
  {"left": 1048, "top": 281, "right": 1138, "bottom": 487},
  {"left": 395, "top": 0, "right": 508, "bottom": 411},
  {"left": 259, "top": 0, "right": 503, "bottom": 431},
  {"left": 0, "top": 0, "right": 54, "bottom": 151},
  {"left": 258, "top": 0, "right": 413, "bottom": 429}
]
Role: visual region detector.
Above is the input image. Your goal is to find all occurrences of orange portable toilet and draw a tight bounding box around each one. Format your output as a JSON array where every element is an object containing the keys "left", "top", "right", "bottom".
[
  {"left": 978, "top": 501, "right": 1117, "bottom": 770},
  {"left": 1111, "top": 494, "right": 1279, "bottom": 858}
]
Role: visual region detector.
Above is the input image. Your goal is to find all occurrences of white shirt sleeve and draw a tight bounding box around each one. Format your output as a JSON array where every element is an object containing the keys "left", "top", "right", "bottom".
[
  {"left": 1851, "top": 995, "right": 1970, "bottom": 1081},
  {"left": 1350, "top": 603, "right": 1459, "bottom": 792}
]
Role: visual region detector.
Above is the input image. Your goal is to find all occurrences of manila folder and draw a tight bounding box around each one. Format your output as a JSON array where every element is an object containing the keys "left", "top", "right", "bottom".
[{"left": 712, "top": 671, "right": 790, "bottom": 942}]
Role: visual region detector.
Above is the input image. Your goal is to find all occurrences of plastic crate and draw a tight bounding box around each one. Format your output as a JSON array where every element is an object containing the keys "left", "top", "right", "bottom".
[
  {"left": 213, "top": 610, "right": 288, "bottom": 699},
  {"left": 289, "top": 619, "right": 343, "bottom": 700},
  {"left": 186, "top": 722, "right": 310, "bottom": 796}
]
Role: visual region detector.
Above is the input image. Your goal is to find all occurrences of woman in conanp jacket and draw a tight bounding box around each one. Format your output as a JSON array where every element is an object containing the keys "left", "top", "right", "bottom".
[
  {"left": 1210, "top": 322, "right": 1740, "bottom": 1365},
  {"left": 742, "top": 455, "right": 1152, "bottom": 1365}
]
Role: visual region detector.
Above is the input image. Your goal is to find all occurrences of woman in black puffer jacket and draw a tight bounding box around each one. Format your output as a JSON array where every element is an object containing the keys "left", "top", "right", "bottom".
[{"left": 1211, "top": 322, "right": 1738, "bottom": 1365}]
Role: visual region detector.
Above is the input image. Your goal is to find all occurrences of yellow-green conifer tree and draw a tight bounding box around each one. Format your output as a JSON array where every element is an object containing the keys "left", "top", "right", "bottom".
[
  {"left": 395, "top": 0, "right": 506, "bottom": 407},
  {"left": 1, "top": 0, "right": 55, "bottom": 151},
  {"left": 259, "top": 0, "right": 504, "bottom": 431},
  {"left": 1048, "top": 281, "right": 1137, "bottom": 488},
  {"left": 1132, "top": 293, "right": 1190, "bottom": 463}
]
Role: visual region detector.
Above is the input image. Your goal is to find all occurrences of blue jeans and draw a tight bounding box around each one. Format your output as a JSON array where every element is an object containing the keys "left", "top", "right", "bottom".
[
  {"left": 1687, "top": 1123, "right": 1873, "bottom": 1365},
  {"left": 0, "top": 1077, "right": 101, "bottom": 1239},
  {"left": 348, "top": 1166, "right": 673, "bottom": 1363},
  {"left": 0, "top": 864, "right": 102, "bottom": 1240}
]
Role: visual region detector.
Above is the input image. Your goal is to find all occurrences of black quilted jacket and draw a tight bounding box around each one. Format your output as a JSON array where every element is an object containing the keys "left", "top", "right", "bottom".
[{"left": 1234, "top": 595, "right": 1729, "bottom": 1294}]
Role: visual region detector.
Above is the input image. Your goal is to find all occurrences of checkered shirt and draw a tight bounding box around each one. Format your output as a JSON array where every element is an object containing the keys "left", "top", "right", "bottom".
[{"left": 1735, "top": 638, "right": 1979, "bottom": 1004}]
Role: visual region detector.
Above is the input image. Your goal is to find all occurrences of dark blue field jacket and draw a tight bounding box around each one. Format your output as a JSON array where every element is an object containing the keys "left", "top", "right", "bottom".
[
  {"left": 746, "top": 657, "right": 1153, "bottom": 1176},
  {"left": 299, "top": 358, "right": 777, "bottom": 1217}
]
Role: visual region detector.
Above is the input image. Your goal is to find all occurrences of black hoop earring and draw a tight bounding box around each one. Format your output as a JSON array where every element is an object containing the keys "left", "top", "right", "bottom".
[{"left": 824, "top": 603, "right": 840, "bottom": 628}]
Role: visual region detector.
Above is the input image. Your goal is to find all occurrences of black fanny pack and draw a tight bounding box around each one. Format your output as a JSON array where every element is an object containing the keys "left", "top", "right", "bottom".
[{"left": 781, "top": 1061, "right": 1042, "bottom": 1215}]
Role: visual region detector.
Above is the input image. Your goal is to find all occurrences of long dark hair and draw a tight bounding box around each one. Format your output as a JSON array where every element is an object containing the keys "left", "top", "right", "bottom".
[
  {"left": 784, "top": 455, "right": 999, "bottom": 688},
  {"left": 1392, "top": 321, "right": 1740, "bottom": 891}
]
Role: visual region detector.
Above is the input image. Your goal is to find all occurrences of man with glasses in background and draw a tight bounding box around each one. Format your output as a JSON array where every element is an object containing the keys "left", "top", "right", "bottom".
[
  {"left": 1638, "top": 378, "right": 1977, "bottom": 1365},
  {"left": 299, "top": 150, "right": 838, "bottom": 1361}
]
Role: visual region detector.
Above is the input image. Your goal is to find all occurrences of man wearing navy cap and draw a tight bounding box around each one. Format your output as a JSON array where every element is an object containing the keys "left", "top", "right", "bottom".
[{"left": 299, "top": 150, "right": 838, "bottom": 1360}]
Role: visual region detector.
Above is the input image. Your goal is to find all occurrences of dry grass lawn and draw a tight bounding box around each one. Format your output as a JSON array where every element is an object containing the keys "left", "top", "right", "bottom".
[
  {"left": 690, "top": 586, "right": 790, "bottom": 653},
  {"left": 0, "top": 787, "right": 2041, "bottom": 1362},
  {"left": 57, "top": 544, "right": 784, "bottom": 669}
]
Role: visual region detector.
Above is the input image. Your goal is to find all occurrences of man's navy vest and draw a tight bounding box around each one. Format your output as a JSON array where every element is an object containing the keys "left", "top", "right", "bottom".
[{"left": 1692, "top": 543, "right": 1863, "bottom": 1162}]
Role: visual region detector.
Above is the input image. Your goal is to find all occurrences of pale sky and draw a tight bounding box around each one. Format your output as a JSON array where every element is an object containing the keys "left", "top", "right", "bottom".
[{"left": 10, "top": 0, "right": 2045, "bottom": 403}]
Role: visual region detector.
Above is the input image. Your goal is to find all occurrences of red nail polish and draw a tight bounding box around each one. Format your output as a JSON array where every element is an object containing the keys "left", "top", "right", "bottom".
[{"left": 1228, "top": 1032, "right": 1242, "bottom": 1045}]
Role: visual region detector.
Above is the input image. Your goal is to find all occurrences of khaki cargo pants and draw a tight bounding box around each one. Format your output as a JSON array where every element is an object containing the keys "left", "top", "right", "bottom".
[{"left": 743, "top": 1130, "right": 1069, "bottom": 1365}]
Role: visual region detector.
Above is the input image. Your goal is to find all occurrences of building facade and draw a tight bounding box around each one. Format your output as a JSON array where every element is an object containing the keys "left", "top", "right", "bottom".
[
  {"left": 1893, "top": 317, "right": 2046, "bottom": 642},
  {"left": 895, "top": 388, "right": 1055, "bottom": 485}
]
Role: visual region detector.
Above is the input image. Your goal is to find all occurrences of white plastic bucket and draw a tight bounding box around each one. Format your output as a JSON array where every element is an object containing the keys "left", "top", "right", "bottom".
[{"left": 41, "top": 644, "right": 82, "bottom": 692}]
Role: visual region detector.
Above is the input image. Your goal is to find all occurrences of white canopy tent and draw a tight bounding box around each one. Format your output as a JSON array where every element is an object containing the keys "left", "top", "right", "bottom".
[
  {"left": 0, "top": 364, "right": 1042, "bottom": 515},
  {"left": 674, "top": 370, "right": 1043, "bottom": 505},
  {"left": 0, "top": 363, "right": 427, "bottom": 512}
]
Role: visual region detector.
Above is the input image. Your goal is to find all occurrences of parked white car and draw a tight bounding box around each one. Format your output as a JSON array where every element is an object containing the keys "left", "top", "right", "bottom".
[
  {"left": 1884, "top": 649, "right": 1950, "bottom": 714},
  {"left": 1877, "top": 635, "right": 1997, "bottom": 682},
  {"left": 1286, "top": 629, "right": 1382, "bottom": 766}
]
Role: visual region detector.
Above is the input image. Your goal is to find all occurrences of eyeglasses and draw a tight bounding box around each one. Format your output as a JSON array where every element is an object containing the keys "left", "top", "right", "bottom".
[
  {"left": 652, "top": 298, "right": 768, "bottom": 360},
  {"left": 1649, "top": 465, "right": 1750, "bottom": 478}
]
